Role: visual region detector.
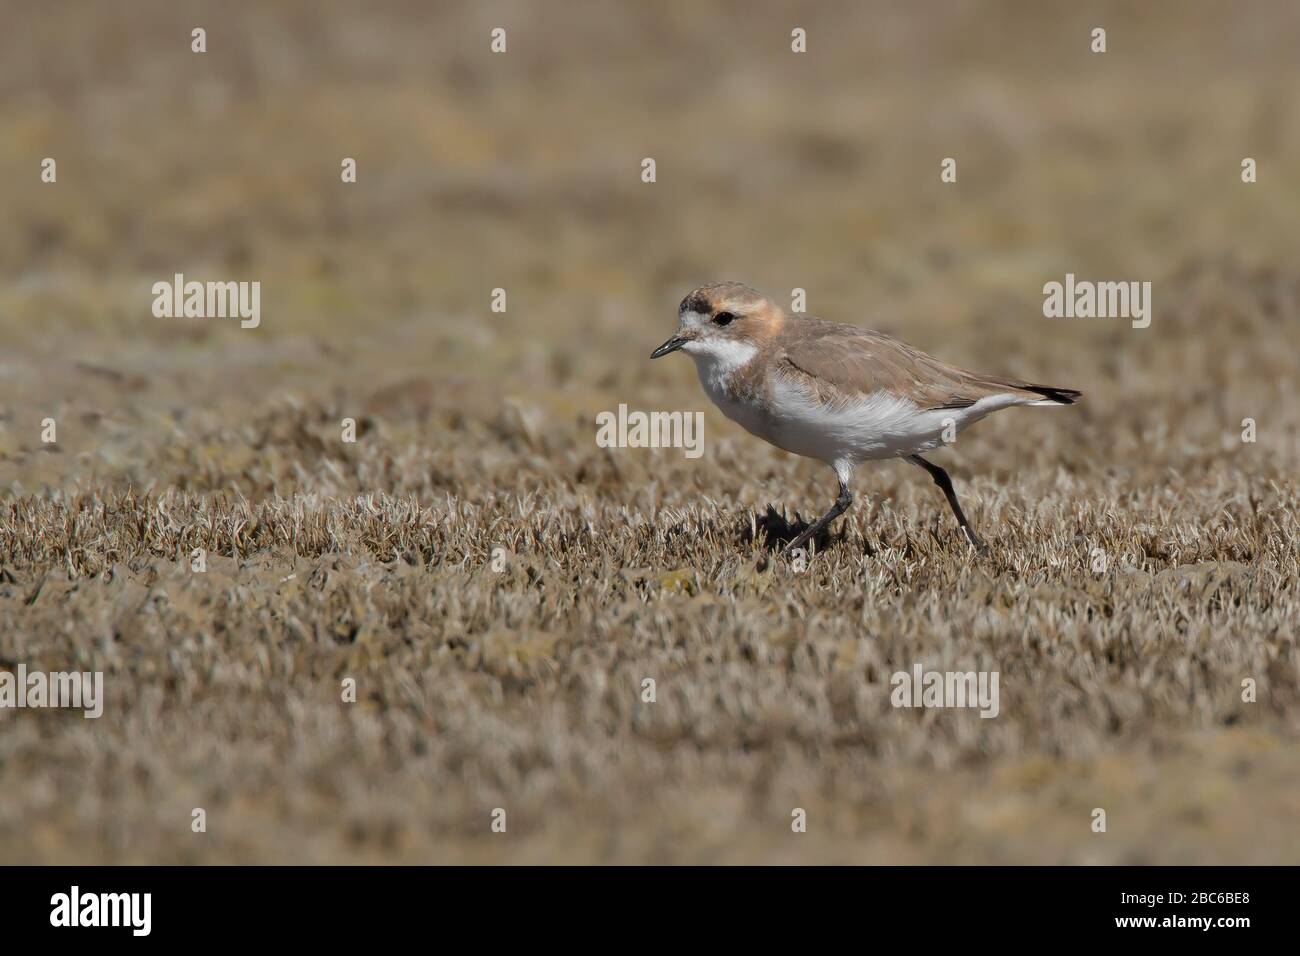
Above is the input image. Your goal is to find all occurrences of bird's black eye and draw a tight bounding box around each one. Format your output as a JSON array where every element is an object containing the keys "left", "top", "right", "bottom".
[{"left": 714, "top": 311, "right": 736, "bottom": 326}]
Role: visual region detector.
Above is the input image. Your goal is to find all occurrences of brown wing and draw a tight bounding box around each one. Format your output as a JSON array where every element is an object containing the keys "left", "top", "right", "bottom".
[{"left": 776, "top": 318, "right": 1059, "bottom": 409}]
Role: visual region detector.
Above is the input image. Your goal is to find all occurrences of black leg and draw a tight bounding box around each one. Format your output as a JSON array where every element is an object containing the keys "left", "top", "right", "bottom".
[
  {"left": 782, "top": 479, "right": 853, "bottom": 556},
  {"left": 908, "top": 455, "right": 987, "bottom": 551}
]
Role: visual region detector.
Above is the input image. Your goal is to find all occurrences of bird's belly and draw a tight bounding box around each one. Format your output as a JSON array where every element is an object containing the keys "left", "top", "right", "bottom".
[
  {"left": 704, "top": 383, "right": 925, "bottom": 464},
  {"left": 764, "top": 381, "right": 957, "bottom": 464},
  {"left": 700, "top": 366, "right": 985, "bottom": 466}
]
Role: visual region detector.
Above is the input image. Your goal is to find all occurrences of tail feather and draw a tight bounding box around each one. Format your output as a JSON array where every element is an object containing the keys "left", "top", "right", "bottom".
[{"left": 1021, "top": 383, "right": 1082, "bottom": 405}]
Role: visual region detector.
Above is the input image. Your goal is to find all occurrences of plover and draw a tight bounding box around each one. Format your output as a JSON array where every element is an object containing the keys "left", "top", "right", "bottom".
[{"left": 651, "top": 282, "right": 1081, "bottom": 554}]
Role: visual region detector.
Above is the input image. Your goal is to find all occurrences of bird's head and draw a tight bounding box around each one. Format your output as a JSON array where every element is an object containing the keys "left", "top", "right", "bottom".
[{"left": 650, "top": 282, "right": 785, "bottom": 361}]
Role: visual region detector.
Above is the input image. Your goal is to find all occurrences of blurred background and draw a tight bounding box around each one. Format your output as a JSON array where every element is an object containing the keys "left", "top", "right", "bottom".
[
  {"left": 2, "top": 0, "right": 1298, "bottom": 491},
  {"left": 1, "top": 1, "right": 1298, "bottom": 864}
]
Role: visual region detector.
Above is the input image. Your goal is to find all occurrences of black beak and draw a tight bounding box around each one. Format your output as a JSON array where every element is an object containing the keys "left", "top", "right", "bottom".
[{"left": 650, "top": 335, "right": 688, "bottom": 359}]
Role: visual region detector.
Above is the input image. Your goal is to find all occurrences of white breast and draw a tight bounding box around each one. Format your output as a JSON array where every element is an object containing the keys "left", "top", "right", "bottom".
[{"left": 684, "top": 338, "right": 771, "bottom": 433}]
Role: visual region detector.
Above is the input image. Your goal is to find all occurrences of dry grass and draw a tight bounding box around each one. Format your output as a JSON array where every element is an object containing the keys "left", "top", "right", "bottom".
[{"left": 1, "top": 0, "right": 1299, "bottom": 863}]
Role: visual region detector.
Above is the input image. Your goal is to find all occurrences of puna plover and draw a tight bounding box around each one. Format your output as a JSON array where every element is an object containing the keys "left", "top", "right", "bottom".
[{"left": 651, "top": 282, "right": 1081, "bottom": 555}]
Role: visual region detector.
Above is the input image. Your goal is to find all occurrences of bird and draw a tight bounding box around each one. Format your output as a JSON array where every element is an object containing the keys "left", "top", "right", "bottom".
[{"left": 650, "top": 282, "right": 1081, "bottom": 556}]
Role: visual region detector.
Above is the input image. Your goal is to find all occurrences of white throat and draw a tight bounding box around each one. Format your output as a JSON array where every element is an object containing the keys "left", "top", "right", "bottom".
[{"left": 683, "top": 337, "right": 758, "bottom": 394}]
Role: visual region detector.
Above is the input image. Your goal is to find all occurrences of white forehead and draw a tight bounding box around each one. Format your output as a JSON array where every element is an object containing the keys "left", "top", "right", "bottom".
[{"left": 679, "top": 309, "right": 709, "bottom": 331}]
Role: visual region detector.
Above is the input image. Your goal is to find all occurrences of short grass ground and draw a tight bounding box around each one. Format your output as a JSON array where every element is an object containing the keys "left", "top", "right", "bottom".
[{"left": 1, "top": 0, "right": 1298, "bottom": 863}]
